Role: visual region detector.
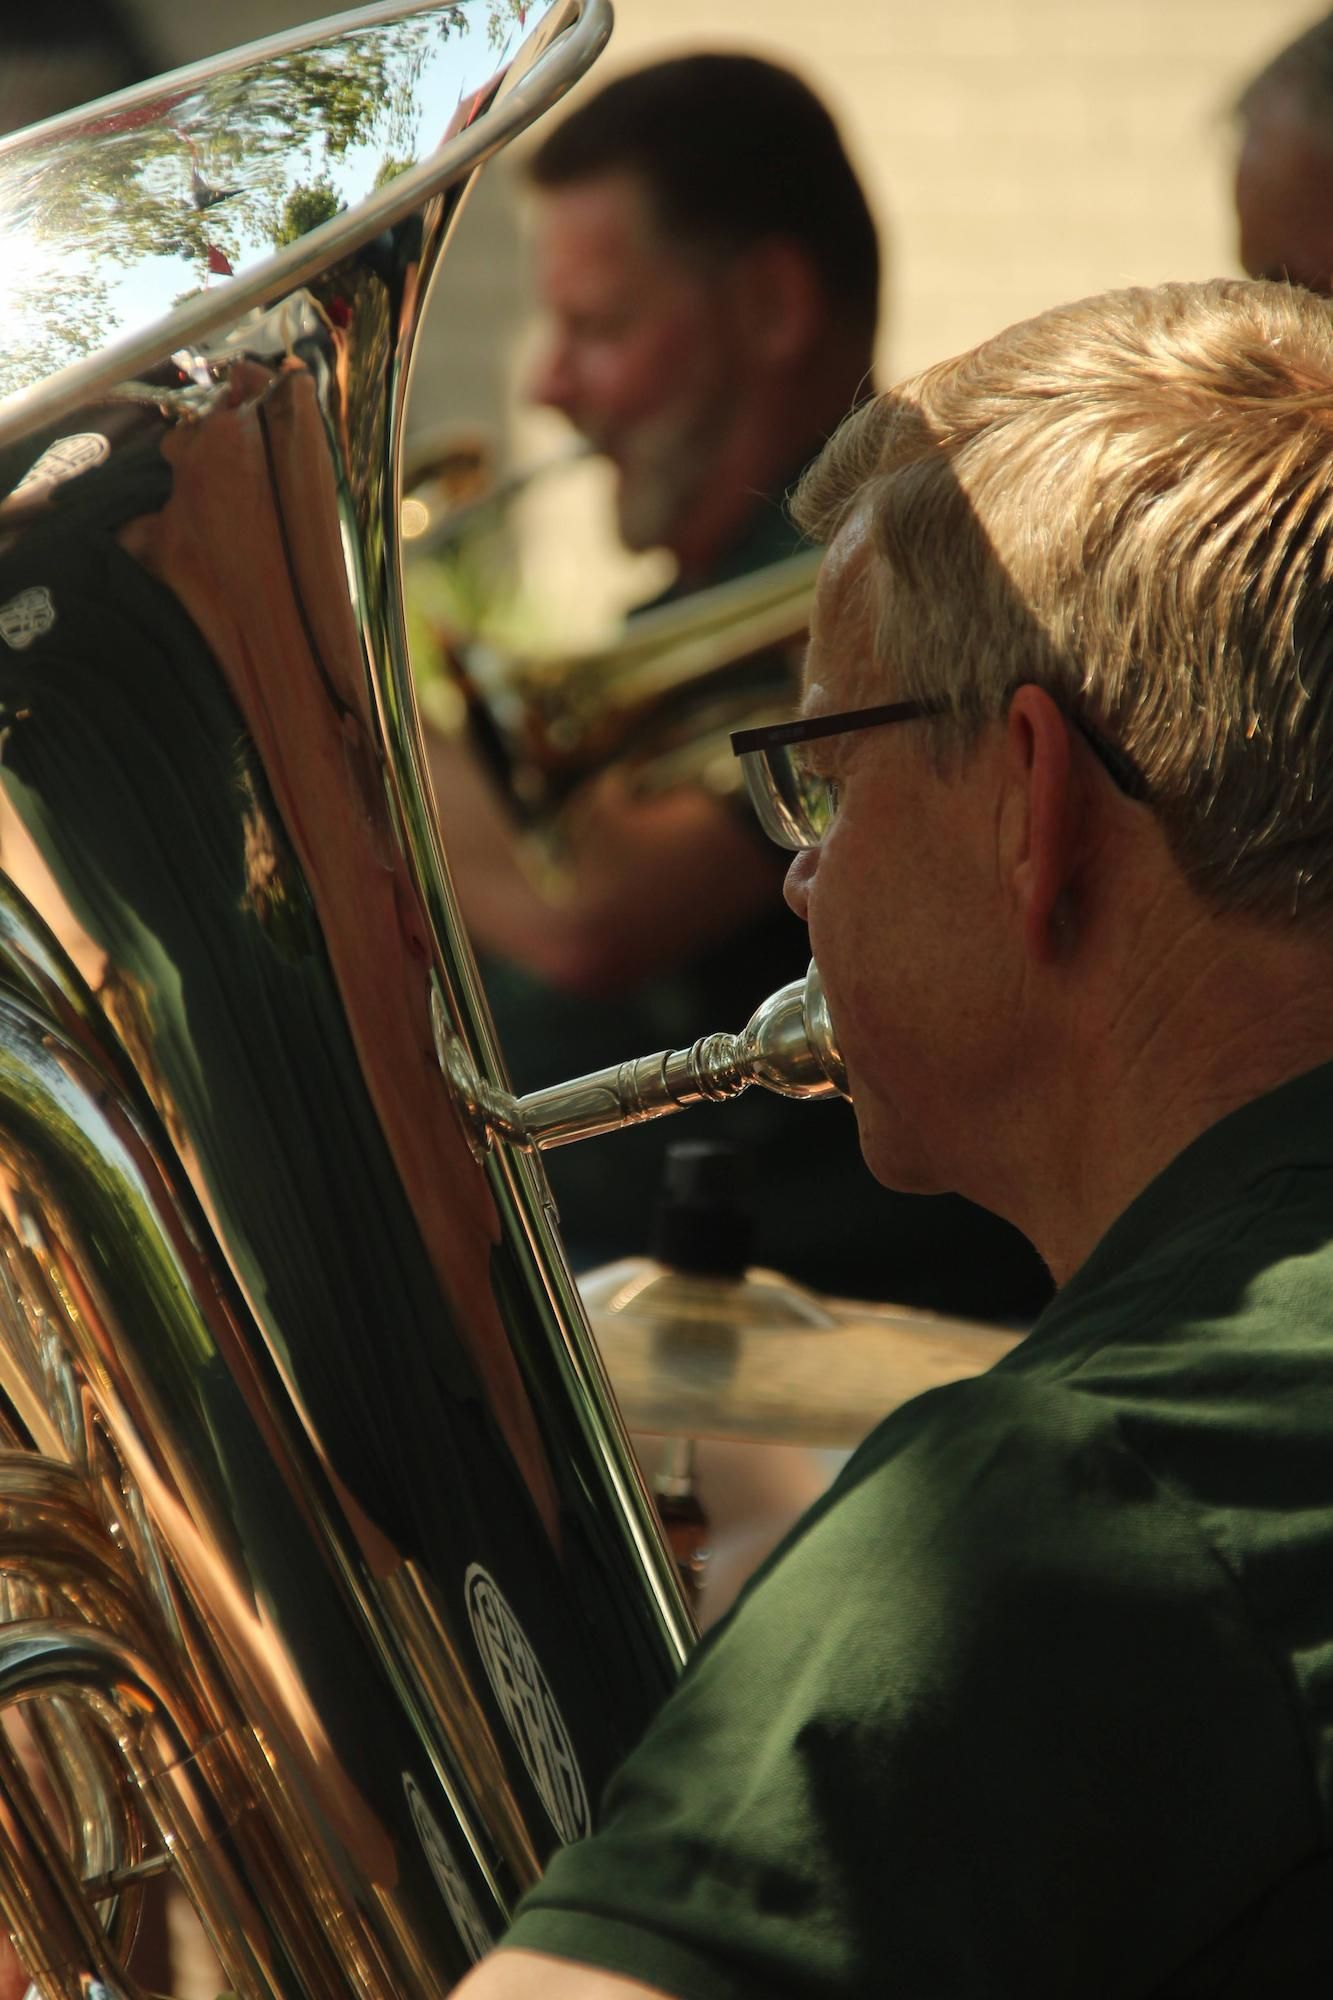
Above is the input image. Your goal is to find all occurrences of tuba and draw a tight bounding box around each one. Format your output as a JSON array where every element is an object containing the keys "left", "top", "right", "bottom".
[{"left": 0, "top": 4, "right": 845, "bottom": 1995}]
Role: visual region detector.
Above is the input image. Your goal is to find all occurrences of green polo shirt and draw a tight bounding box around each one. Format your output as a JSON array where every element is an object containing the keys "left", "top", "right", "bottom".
[{"left": 503, "top": 1062, "right": 1333, "bottom": 1996}]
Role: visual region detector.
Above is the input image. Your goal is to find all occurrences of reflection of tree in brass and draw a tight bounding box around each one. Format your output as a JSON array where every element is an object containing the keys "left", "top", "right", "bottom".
[
  {"left": 0, "top": 3, "right": 535, "bottom": 396},
  {"left": 98, "top": 960, "right": 191, "bottom": 1156},
  {"left": 237, "top": 765, "right": 308, "bottom": 958},
  {"left": 373, "top": 156, "right": 419, "bottom": 192},
  {"left": 0, "top": 266, "right": 114, "bottom": 394},
  {"left": 487, "top": 3, "right": 533, "bottom": 53},
  {"left": 273, "top": 178, "right": 343, "bottom": 250},
  {"left": 341, "top": 260, "right": 397, "bottom": 538}
]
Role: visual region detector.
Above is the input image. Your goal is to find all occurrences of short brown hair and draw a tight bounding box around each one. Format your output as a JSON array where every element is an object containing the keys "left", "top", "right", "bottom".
[
  {"left": 795, "top": 279, "right": 1333, "bottom": 922},
  {"left": 528, "top": 54, "right": 880, "bottom": 340},
  {"left": 1238, "top": 11, "right": 1333, "bottom": 137}
]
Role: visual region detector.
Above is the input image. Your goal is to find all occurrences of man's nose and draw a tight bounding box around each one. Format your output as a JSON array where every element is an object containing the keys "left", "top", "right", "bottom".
[{"left": 784, "top": 848, "right": 815, "bottom": 921}]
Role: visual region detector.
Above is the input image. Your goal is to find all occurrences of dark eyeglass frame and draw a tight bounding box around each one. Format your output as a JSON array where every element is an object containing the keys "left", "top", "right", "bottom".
[
  {"left": 731, "top": 698, "right": 948, "bottom": 759},
  {"left": 730, "top": 695, "right": 1148, "bottom": 851}
]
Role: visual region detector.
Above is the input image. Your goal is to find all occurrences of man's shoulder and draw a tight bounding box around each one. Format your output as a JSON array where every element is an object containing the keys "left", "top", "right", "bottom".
[
  {"left": 709, "top": 1363, "right": 1203, "bottom": 1665},
  {"left": 1024, "top": 1143, "right": 1333, "bottom": 1405},
  {"left": 504, "top": 1100, "right": 1333, "bottom": 2000},
  {"left": 1050, "top": 1061, "right": 1333, "bottom": 1358},
  {"left": 744, "top": 1178, "right": 1333, "bottom": 1672},
  {"left": 511, "top": 1348, "right": 1323, "bottom": 2000}
]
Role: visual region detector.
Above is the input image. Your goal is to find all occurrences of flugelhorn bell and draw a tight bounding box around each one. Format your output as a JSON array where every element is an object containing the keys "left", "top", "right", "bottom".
[{"left": 434, "top": 547, "right": 820, "bottom": 826}]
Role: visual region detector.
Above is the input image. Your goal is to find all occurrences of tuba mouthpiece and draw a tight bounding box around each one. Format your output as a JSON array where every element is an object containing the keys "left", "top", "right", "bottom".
[{"left": 440, "top": 962, "right": 848, "bottom": 1154}]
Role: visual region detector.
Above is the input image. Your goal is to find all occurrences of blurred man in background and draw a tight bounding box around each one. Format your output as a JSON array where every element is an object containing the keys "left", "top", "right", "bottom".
[
  {"left": 1235, "top": 10, "right": 1333, "bottom": 294},
  {"left": 524, "top": 54, "right": 878, "bottom": 594},
  {"left": 431, "top": 54, "right": 1050, "bottom": 1316}
]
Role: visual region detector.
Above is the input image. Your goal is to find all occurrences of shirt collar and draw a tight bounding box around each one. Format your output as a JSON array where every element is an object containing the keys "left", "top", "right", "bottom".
[{"left": 1031, "top": 1058, "right": 1333, "bottom": 1340}]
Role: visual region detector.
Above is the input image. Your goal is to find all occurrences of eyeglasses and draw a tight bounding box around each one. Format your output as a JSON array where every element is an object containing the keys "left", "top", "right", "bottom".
[
  {"left": 730, "top": 697, "right": 1148, "bottom": 851},
  {"left": 729, "top": 699, "right": 944, "bottom": 850}
]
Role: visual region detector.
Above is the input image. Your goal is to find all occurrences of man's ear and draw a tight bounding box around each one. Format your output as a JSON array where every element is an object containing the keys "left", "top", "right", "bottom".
[
  {"left": 728, "top": 238, "right": 824, "bottom": 367},
  {"left": 1005, "top": 684, "right": 1078, "bottom": 965}
]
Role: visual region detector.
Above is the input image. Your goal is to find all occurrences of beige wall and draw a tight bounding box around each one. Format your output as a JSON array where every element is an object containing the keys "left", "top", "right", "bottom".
[
  {"left": 561, "top": 0, "right": 1315, "bottom": 382},
  {"left": 464, "top": 0, "right": 1323, "bottom": 634}
]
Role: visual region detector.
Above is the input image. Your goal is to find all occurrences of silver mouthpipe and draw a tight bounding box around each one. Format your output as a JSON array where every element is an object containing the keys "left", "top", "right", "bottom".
[{"left": 438, "top": 963, "right": 847, "bottom": 1154}]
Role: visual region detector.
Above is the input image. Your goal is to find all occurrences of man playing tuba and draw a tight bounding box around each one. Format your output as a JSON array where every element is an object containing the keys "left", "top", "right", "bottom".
[{"left": 458, "top": 275, "right": 1333, "bottom": 1996}]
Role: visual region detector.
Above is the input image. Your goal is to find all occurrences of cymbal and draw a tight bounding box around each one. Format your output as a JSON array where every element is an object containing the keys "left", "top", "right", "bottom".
[{"left": 579, "top": 1257, "right": 1024, "bottom": 1449}]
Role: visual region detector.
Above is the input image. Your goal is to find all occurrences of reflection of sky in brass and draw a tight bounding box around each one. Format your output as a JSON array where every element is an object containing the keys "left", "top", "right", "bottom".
[{"left": 0, "top": 1, "right": 545, "bottom": 402}]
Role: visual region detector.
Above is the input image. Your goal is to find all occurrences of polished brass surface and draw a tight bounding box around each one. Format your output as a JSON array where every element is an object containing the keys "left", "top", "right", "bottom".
[
  {"left": 446, "top": 960, "right": 848, "bottom": 1153},
  {"left": 0, "top": 4, "right": 700, "bottom": 1995},
  {"left": 582, "top": 1260, "right": 1024, "bottom": 1449}
]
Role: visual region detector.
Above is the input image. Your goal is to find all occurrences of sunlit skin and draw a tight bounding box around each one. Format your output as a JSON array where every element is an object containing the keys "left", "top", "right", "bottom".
[
  {"left": 1235, "top": 91, "right": 1333, "bottom": 295},
  {"left": 457, "top": 1953, "right": 666, "bottom": 2000},
  {"left": 528, "top": 172, "right": 742, "bottom": 564},
  {"left": 783, "top": 513, "right": 1333, "bottom": 1285},
  {"left": 527, "top": 170, "right": 865, "bottom": 583},
  {"left": 782, "top": 516, "right": 1047, "bottom": 1205}
]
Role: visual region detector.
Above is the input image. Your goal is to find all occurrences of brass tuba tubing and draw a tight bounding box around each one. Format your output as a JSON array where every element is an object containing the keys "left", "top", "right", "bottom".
[
  {"left": 0, "top": 1709, "right": 141, "bottom": 2000},
  {"left": 23, "top": 1694, "right": 147, "bottom": 1950},
  {"left": 0, "top": 1457, "right": 153, "bottom": 1645},
  {"left": 0, "top": 1620, "right": 318, "bottom": 2000},
  {"left": 436, "top": 547, "right": 820, "bottom": 828}
]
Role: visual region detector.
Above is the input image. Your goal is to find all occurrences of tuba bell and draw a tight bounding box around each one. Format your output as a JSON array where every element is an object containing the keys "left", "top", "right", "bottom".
[
  {"left": 0, "top": 4, "right": 848, "bottom": 1994},
  {"left": 0, "top": 5, "right": 697, "bottom": 1993}
]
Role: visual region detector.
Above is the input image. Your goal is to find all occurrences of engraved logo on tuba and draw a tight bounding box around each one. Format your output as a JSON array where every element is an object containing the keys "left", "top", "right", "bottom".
[
  {"left": 465, "top": 1564, "right": 591, "bottom": 1843},
  {"left": 402, "top": 1772, "right": 495, "bottom": 1961},
  {"left": 0, "top": 587, "right": 56, "bottom": 651},
  {"left": 11, "top": 431, "right": 110, "bottom": 501}
]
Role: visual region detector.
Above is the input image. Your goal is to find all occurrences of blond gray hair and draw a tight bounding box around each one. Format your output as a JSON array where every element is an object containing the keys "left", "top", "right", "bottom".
[{"left": 794, "top": 278, "right": 1333, "bottom": 921}]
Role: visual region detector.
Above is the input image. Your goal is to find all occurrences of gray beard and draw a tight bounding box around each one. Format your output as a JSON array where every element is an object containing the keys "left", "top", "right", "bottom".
[
  {"left": 615, "top": 446, "right": 707, "bottom": 551},
  {"left": 599, "top": 388, "right": 733, "bottom": 555}
]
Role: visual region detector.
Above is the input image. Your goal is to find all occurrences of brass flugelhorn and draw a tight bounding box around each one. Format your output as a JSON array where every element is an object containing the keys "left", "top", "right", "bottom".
[
  {"left": 423, "top": 545, "right": 818, "bottom": 826},
  {"left": 465, "top": 549, "right": 819, "bottom": 821},
  {"left": 403, "top": 418, "right": 817, "bottom": 830}
]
